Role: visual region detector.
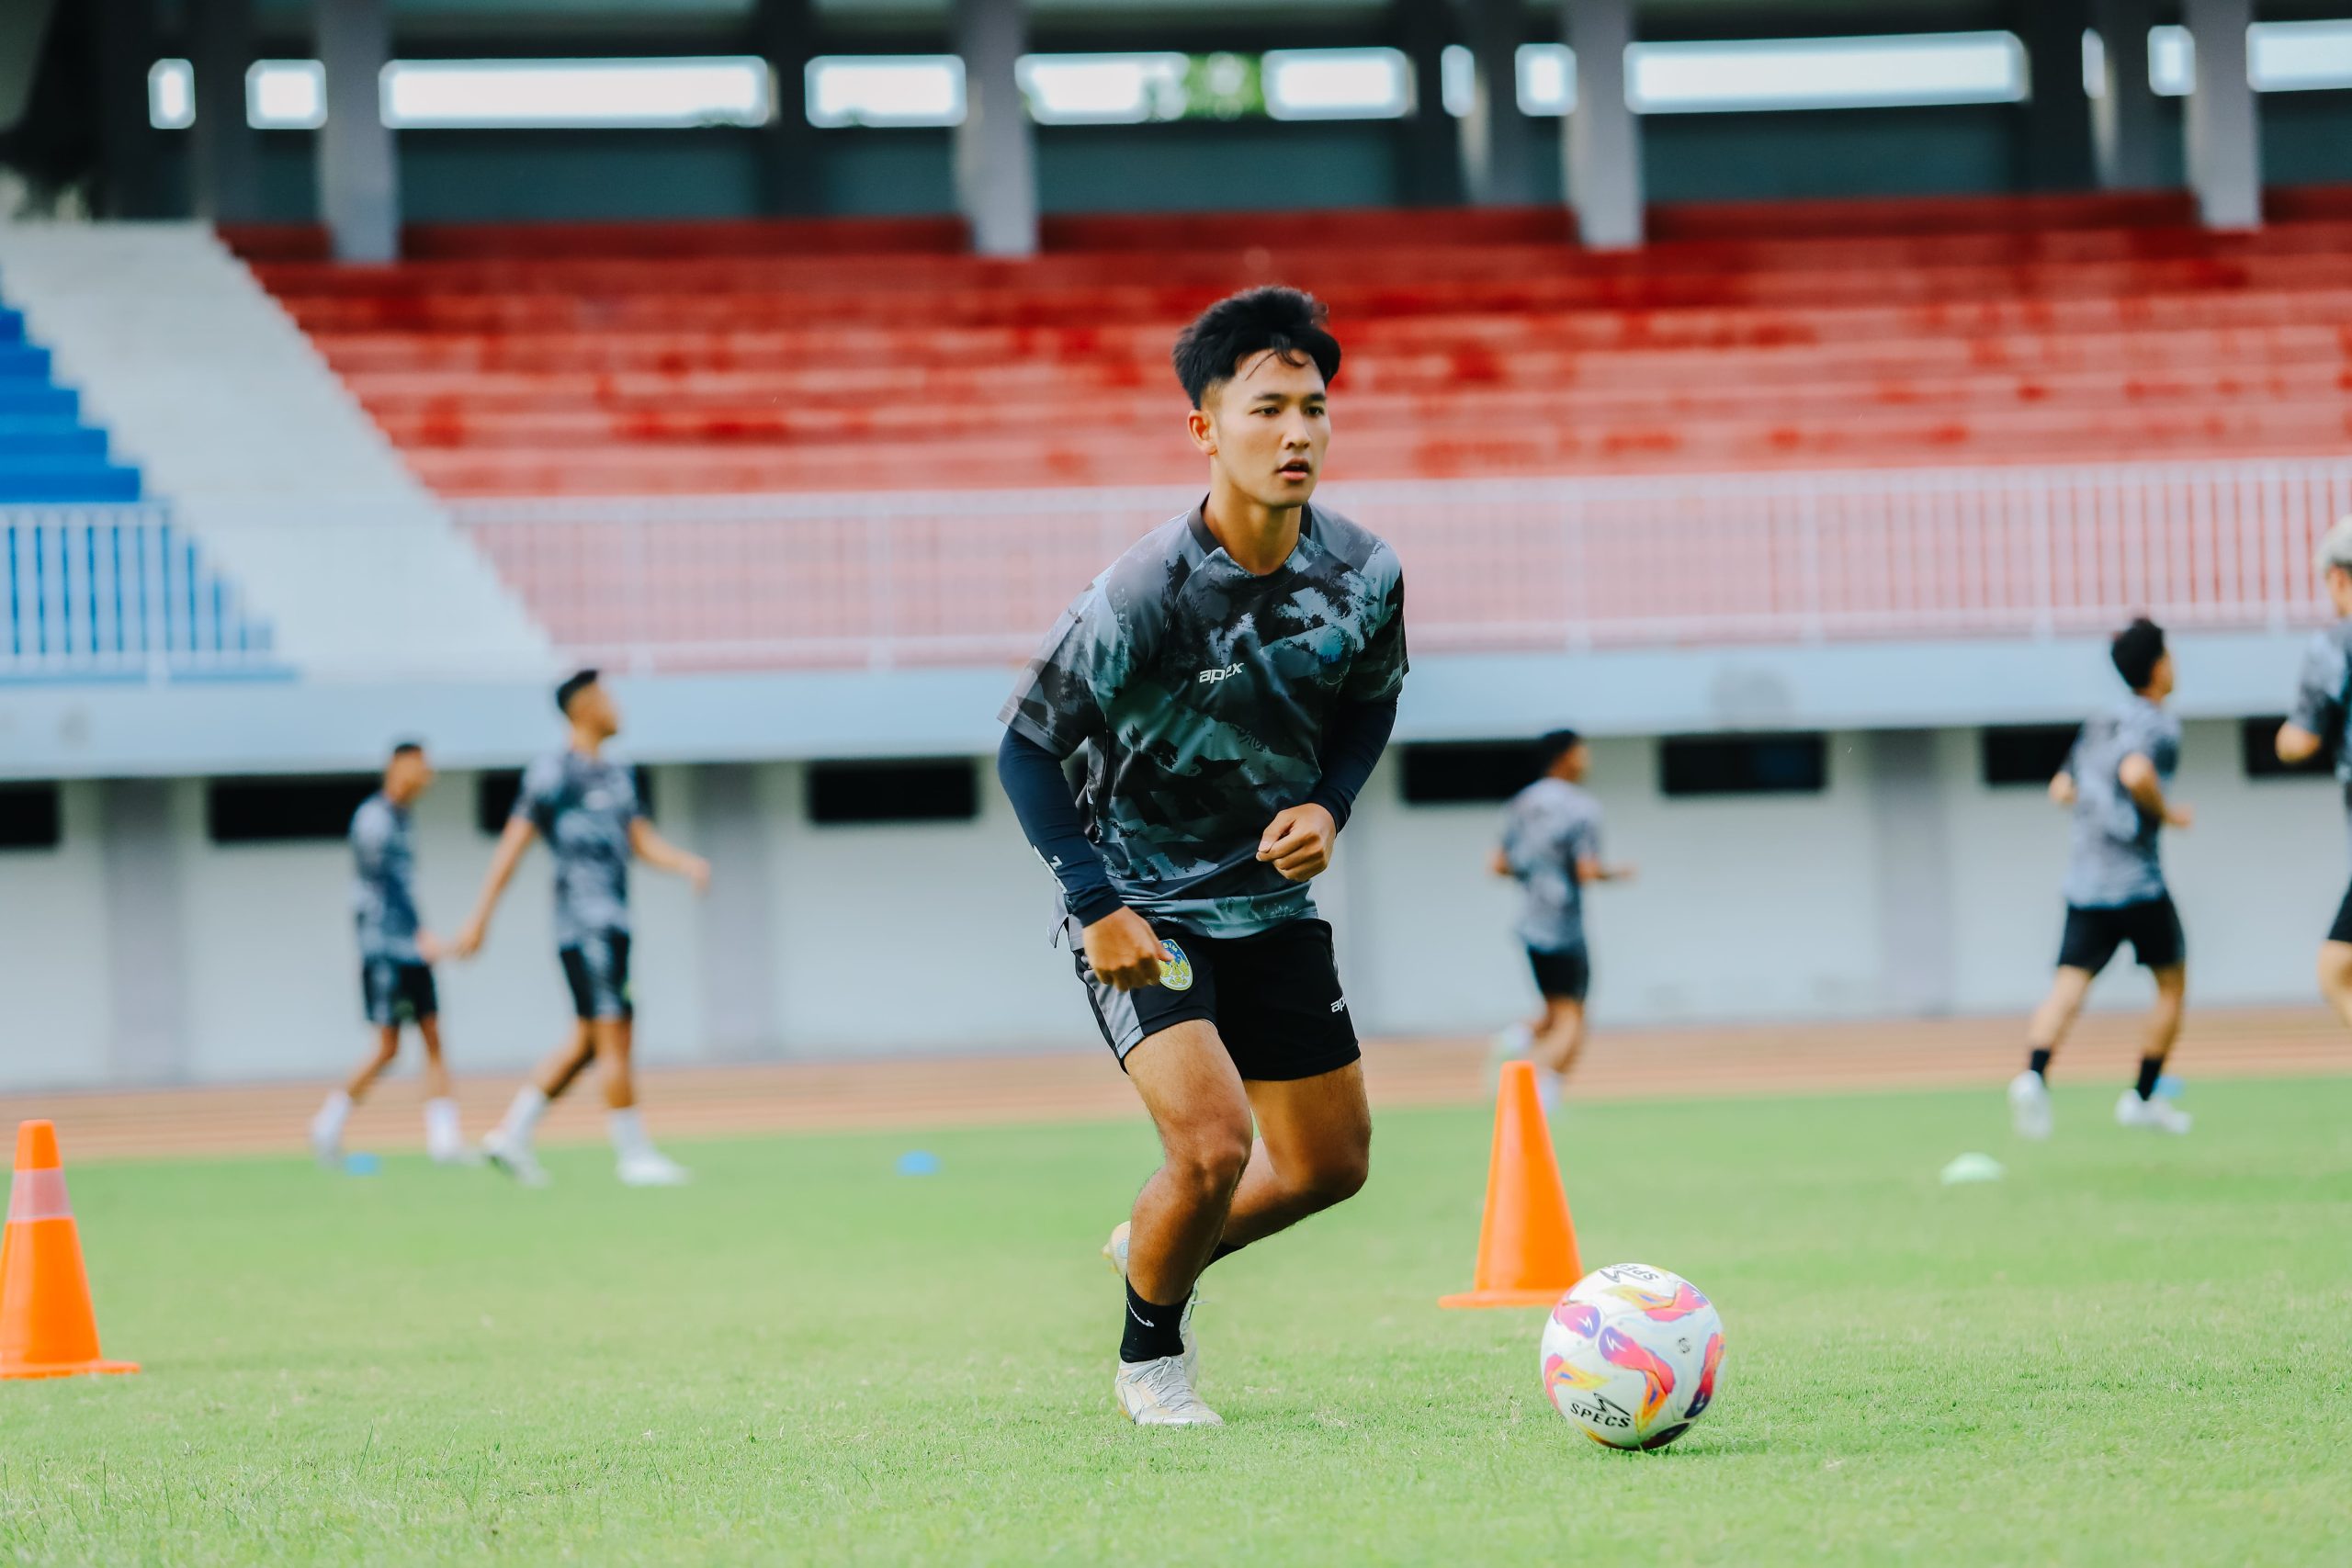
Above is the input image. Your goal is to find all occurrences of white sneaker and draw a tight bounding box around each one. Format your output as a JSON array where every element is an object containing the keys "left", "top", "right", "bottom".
[
  {"left": 1103, "top": 1221, "right": 1198, "bottom": 1385},
  {"left": 309, "top": 1118, "right": 341, "bottom": 1169},
  {"left": 616, "top": 1149, "right": 692, "bottom": 1187},
  {"left": 2115, "top": 1090, "right": 2192, "bottom": 1134},
  {"left": 1115, "top": 1354, "right": 1223, "bottom": 1427},
  {"left": 1490, "top": 1022, "right": 1534, "bottom": 1066},
  {"left": 2007, "top": 1070, "right": 2053, "bottom": 1141},
  {"left": 481, "top": 1130, "right": 551, "bottom": 1187}
]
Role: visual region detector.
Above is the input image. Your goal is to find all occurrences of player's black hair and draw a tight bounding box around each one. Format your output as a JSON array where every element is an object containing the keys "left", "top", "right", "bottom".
[
  {"left": 1171, "top": 287, "right": 1341, "bottom": 409},
  {"left": 389, "top": 739, "right": 425, "bottom": 760},
  {"left": 2111, "top": 617, "right": 2167, "bottom": 691},
  {"left": 555, "top": 668, "right": 601, "bottom": 716},
  {"left": 1538, "top": 729, "right": 1586, "bottom": 772}
]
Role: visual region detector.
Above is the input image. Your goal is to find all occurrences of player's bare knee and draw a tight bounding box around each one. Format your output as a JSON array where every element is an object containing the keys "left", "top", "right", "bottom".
[
  {"left": 1302, "top": 1146, "right": 1369, "bottom": 1209},
  {"left": 2319, "top": 943, "right": 2352, "bottom": 992},
  {"left": 1167, "top": 1126, "right": 1251, "bottom": 1199}
]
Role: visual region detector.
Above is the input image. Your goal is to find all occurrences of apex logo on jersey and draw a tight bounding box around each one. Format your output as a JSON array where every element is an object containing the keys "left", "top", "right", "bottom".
[
  {"left": 1598, "top": 1325, "right": 1678, "bottom": 1423},
  {"left": 1195, "top": 662, "right": 1244, "bottom": 684},
  {"left": 1156, "top": 940, "right": 1194, "bottom": 992}
]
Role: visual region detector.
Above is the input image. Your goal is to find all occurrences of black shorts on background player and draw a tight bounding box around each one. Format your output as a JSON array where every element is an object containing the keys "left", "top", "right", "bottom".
[
  {"left": 361, "top": 958, "right": 437, "bottom": 1026},
  {"left": 1072, "top": 917, "right": 1359, "bottom": 1082},
  {"left": 560, "top": 931, "right": 634, "bottom": 1021},
  {"left": 2326, "top": 880, "right": 2352, "bottom": 946},
  {"left": 2058, "top": 897, "right": 2185, "bottom": 974},
  {"left": 1526, "top": 944, "right": 1591, "bottom": 1002}
]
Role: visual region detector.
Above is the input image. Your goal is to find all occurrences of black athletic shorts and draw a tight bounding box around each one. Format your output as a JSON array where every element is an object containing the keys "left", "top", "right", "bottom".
[
  {"left": 1069, "top": 915, "right": 1361, "bottom": 1083},
  {"left": 1527, "top": 943, "right": 1592, "bottom": 1002},
  {"left": 2328, "top": 878, "right": 2352, "bottom": 946},
  {"left": 2058, "top": 896, "right": 2185, "bottom": 975},
  {"left": 560, "top": 931, "right": 634, "bottom": 1021},
  {"left": 360, "top": 957, "right": 437, "bottom": 1027}
]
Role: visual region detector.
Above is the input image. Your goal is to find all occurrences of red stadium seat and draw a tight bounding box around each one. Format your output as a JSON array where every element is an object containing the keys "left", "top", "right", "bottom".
[{"left": 237, "top": 188, "right": 2352, "bottom": 499}]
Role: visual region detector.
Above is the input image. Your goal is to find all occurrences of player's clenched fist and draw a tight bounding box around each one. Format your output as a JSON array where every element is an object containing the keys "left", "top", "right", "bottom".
[
  {"left": 1257, "top": 802, "right": 1337, "bottom": 882},
  {"left": 1084, "top": 907, "right": 1169, "bottom": 991}
]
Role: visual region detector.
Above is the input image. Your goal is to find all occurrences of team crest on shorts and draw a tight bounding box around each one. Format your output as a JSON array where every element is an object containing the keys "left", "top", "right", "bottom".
[{"left": 1156, "top": 940, "right": 1194, "bottom": 992}]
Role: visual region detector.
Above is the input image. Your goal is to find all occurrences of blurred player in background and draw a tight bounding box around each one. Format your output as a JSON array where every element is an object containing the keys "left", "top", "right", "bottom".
[
  {"left": 2274, "top": 517, "right": 2352, "bottom": 1031},
  {"left": 2008, "top": 618, "right": 2193, "bottom": 1140},
  {"left": 311, "top": 740, "right": 467, "bottom": 1167},
  {"left": 1490, "top": 728, "right": 1634, "bottom": 1113},
  {"left": 454, "top": 671, "right": 709, "bottom": 1187},
  {"left": 997, "top": 288, "right": 1407, "bottom": 1427}
]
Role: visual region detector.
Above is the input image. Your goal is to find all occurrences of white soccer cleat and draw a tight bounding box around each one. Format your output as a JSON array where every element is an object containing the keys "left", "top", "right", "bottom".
[
  {"left": 616, "top": 1149, "right": 692, "bottom": 1187},
  {"left": 1104, "top": 1221, "right": 1198, "bottom": 1385},
  {"left": 481, "top": 1130, "right": 552, "bottom": 1187},
  {"left": 2007, "top": 1070, "right": 2053, "bottom": 1141},
  {"left": 308, "top": 1119, "right": 341, "bottom": 1169},
  {"left": 1115, "top": 1355, "right": 1223, "bottom": 1427},
  {"left": 2115, "top": 1090, "right": 2192, "bottom": 1134}
]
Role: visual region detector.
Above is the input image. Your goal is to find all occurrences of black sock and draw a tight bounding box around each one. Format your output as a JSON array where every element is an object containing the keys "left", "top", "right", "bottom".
[
  {"left": 2133, "top": 1056, "right": 2165, "bottom": 1100},
  {"left": 1121, "top": 1280, "right": 1187, "bottom": 1364},
  {"left": 2028, "top": 1048, "right": 2052, "bottom": 1081}
]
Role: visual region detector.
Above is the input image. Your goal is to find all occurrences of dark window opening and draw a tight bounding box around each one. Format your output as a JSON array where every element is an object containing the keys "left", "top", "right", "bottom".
[
  {"left": 1982, "top": 725, "right": 2079, "bottom": 787},
  {"left": 0, "top": 784, "right": 62, "bottom": 851},
  {"left": 2242, "top": 716, "right": 2335, "bottom": 779},
  {"left": 1398, "top": 742, "right": 1541, "bottom": 806},
  {"left": 808, "top": 759, "right": 978, "bottom": 825},
  {"left": 1659, "top": 734, "right": 1827, "bottom": 797},
  {"left": 207, "top": 776, "right": 376, "bottom": 843}
]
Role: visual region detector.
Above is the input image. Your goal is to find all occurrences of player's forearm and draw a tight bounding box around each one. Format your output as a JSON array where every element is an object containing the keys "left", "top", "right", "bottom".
[
  {"left": 468, "top": 827, "right": 532, "bottom": 925},
  {"left": 628, "top": 821, "right": 695, "bottom": 876},
  {"left": 1306, "top": 695, "right": 1398, "bottom": 830},
  {"left": 997, "top": 728, "right": 1124, "bottom": 926}
]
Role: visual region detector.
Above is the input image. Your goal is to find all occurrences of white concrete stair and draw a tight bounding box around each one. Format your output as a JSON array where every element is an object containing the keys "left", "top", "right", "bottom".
[{"left": 0, "top": 220, "right": 551, "bottom": 681}]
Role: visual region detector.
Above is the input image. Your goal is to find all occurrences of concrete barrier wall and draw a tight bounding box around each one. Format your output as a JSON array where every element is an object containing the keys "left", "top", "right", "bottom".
[{"left": 3, "top": 719, "right": 2343, "bottom": 1093}]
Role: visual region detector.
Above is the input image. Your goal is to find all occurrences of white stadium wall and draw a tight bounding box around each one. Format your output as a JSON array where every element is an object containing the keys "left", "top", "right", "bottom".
[{"left": 4, "top": 722, "right": 2346, "bottom": 1093}]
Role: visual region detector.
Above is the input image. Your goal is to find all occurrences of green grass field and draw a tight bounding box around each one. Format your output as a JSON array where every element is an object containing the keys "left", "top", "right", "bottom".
[{"left": 6, "top": 1077, "right": 2350, "bottom": 1566}]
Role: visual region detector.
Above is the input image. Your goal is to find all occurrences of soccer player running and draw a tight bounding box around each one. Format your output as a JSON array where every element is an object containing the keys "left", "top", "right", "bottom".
[
  {"left": 996, "top": 288, "right": 1406, "bottom": 1427},
  {"left": 1490, "top": 729, "right": 1634, "bottom": 1114},
  {"left": 311, "top": 740, "right": 469, "bottom": 1166},
  {"left": 2008, "top": 618, "right": 2194, "bottom": 1140},
  {"left": 454, "top": 671, "right": 709, "bottom": 1187},
  {"left": 2274, "top": 518, "right": 2352, "bottom": 1031}
]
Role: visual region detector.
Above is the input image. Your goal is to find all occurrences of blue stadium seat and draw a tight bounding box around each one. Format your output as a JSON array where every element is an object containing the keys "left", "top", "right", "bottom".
[{"left": 0, "top": 280, "right": 141, "bottom": 503}]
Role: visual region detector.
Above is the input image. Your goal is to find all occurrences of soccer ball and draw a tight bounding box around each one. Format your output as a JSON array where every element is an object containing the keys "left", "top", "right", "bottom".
[{"left": 1539, "top": 1263, "right": 1725, "bottom": 1450}]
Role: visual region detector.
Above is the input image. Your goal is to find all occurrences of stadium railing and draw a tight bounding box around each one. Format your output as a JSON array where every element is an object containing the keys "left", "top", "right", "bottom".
[
  {"left": 454, "top": 456, "right": 2352, "bottom": 674},
  {"left": 1, "top": 506, "right": 284, "bottom": 682}
]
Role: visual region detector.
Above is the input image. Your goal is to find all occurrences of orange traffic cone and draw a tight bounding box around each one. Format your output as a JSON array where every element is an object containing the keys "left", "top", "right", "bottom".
[
  {"left": 0, "top": 1121, "right": 138, "bottom": 1379},
  {"left": 1439, "top": 1061, "right": 1583, "bottom": 1308}
]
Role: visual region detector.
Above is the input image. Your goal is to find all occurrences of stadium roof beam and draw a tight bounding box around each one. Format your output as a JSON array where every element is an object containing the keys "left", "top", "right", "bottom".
[
  {"left": 2018, "top": 0, "right": 2095, "bottom": 191},
  {"left": 1394, "top": 0, "right": 1460, "bottom": 207},
  {"left": 315, "top": 0, "right": 401, "bottom": 261},
  {"left": 1565, "top": 0, "right": 1643, "bottom": 249},
  {"left": 2184, "top": 0, "right": 2260, "bottom": 229},
  {"left": 953, "top": 0, "right": 1038, "bottom": 255},
  {"left": 188, "top": 0, "right": 262, "bottom": 220},
  {"left": 1461, "top": 0, "right": 1540, "bottom": 205},
  {"left": 754, "top": 0, "right": 823, "bottom": 215},
  {"left": 2089, "top": 0, "right": 2160, "bottom": 189}
]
